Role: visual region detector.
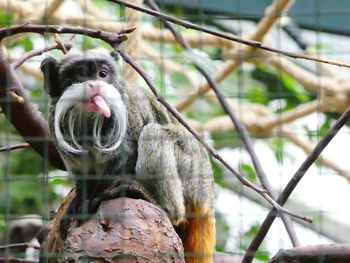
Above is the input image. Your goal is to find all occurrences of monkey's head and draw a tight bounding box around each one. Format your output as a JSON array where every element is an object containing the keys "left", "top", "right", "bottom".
[{"left": 41, "top": 50, "right": 128, "bottom": 157}]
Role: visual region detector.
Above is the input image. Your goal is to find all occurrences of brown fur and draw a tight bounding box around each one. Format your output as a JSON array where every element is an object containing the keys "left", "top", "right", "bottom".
[{"left": 178, "top": 205, "right": 216, "bottom": 263}]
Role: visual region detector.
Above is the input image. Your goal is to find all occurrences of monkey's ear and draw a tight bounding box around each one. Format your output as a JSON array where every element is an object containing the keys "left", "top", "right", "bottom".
[
  {"left": 40, "top": 56, "right": 60, "bottom": 97},
  {"left": 110, "top": 50, "right": 119, "bottom": 62}
]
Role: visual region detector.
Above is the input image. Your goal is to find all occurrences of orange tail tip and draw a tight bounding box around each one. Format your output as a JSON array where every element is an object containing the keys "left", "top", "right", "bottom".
[{"left": 180, "top": 205, "right": 216, "bottom": 263}]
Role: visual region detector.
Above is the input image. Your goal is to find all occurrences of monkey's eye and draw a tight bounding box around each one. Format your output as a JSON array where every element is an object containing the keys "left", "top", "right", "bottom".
[{"left": 99, "top": 70, "right": 108, "bottom": 78}]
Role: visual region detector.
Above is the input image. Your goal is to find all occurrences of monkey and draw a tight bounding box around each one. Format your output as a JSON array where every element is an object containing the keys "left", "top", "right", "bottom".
[{"left": 40, "top": 49, "right": 215, "bottom": 263}]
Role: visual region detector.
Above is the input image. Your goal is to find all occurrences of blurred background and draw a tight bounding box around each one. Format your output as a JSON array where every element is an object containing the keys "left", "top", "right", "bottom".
[{"left": 0, "top": 0, "right": 350, "bottom": 261}]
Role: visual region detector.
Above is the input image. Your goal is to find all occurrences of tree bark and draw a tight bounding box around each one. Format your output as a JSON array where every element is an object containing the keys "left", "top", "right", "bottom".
[
  {"left": 40, "top": 196, "right": 185, "bottom": 263},
  {"left": 269, "top": 244, "right": 350, "bottom": 263},
  {"left": 0, "top": 49, "right": 64, "bottom": 170}
]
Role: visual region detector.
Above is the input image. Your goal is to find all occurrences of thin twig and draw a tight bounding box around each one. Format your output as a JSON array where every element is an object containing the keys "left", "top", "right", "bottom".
[
  {"left": 53, "top": 33, "right": 68, "bottom": 54},
  {"left": 0, "top": 258, "right": 38, "bottom": 263},
  {"left": 11, "top": 42, "right": 72, "bottom": 69},
  {"left": 0, "top": 24, "right": 135, "bottom": 44},
  {"left": 108, "top": 0, "right": 350, "bottom": 68},
  {"left": 0, "top": 143, "right": 29, "bottom": 152},
  {"left": 242, "top": 105, "right": 350, "bottom": 263},
  {"left": 115, "top": 45, "right": 312, "bottom": 223},
  {"left": 0, "top": 242, "right": 40, "bottom": 251}
]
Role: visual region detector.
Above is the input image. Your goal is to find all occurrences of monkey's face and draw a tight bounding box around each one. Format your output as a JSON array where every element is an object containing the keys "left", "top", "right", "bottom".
[{"left": 41, "top": 51, "right": 128, "bottom": 156}]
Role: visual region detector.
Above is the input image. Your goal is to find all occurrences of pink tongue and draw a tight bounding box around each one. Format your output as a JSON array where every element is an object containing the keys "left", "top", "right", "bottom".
[{"left": 93, "top": 95, "right": 111, "bottom": 118}]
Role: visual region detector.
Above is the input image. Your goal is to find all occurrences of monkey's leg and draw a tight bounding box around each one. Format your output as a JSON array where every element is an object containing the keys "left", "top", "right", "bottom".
[
  {"left": 178, "top": 204, "right": 215, "bottom": 263},
  {"left": 136, "top": 123, "right": 186, "bottom": 225}
]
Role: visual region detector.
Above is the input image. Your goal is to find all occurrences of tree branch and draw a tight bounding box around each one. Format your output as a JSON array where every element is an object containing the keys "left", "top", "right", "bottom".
[
  {"left": 0, "top": 23, "right": 135, "bottom": 44},
  {"left": 11, "top": 43, "right": 72, "bottom": 69},
  {"left": 0, "top": 243, "right": 40, "bottom": 251},
  {"left": 108, "top": 0, "right": 350, "bottom": 68},
  {"left": 0, "top": 143, "right": 29, "bottom": 152},
  {"left": 0, "top": 48, "right": 65, "bottom": 170},
  {"left": 269, "top": 244, "right": 350, "bottom": 263},
  {"left": 242, "top": 105, "right": 350, "bottom": 263},
  {"left": 0, "top": 258, "right": 37, "bottom": 263}
]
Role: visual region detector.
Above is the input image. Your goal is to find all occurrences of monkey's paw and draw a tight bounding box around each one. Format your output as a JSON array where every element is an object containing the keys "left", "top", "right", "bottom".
[{"left": 162, "top": 201, "right": 186, "bottom": 226}]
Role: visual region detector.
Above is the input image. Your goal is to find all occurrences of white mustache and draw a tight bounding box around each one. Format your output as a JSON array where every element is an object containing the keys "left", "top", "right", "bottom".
[{"left": 54, "top": 81, "right": 127, "bottom": 155}]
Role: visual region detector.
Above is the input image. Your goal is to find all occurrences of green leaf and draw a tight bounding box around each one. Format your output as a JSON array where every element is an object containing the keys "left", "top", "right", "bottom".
[
  {"left": 91, "top": 0, "right": 107, "bottom": 8},
  {"left": 22, "top": 37, "right": 34, "bottom": 52},
  {"left": 49, "top": 178, "right": 69, "bottom": 186},
  {"left": 215, "top": 212, "right": 231, "bottom": 251},
  {"left": 211, "top": 131, "right": 240, "bottom": 149},
  {"left": 0, "top": 179, "right": 57, "bottom": 214},
  {"left": 1, "top": 148, "right": 46, "bottom": 175},
  {"left": 0, "top": 11, "right": 14, "bottom": 25},
  {"left": 269, "top": 137, "right": 285, "bottom": 164},
  {"left": 212, "top": 159, "right": 225, "bottom": 186},
  {"left": 255, "top": 250, "right": 270, "bottom": 261},
  {"left": 251, "top": 64, "right": 315, "bottom": 111},
  {"left": 319, "top": 118, "right": 331, "bottom": 138},
  {"left": 303, "top": 125, "right": 316, "bottom": 141},
  {"left": 246, "top": 84, "right": 268, "bottom": 105},
  {"left": 81, "top": 36, "right": 98, "bottom": 50},
  {"left": 309, "top": 43, "right": 332, "bottom": 53},
  {"left": 10, "top": 36, "right": 34, "bottom": 52},
  {"left": 239, "top": 163, "right": 257, "bottom": 182},
  {"left": 241, "top": 222, "right": 270, "bottom": 261},
  {"left": 170, "top": 71, "right": 189, "bottom": 87},
  {"left": 281, "top": 73, "right": 310, "bottom": 103},
  {"left": 0, "top": 215, "right": 5, "bottom": 231},
  {"left": 186, "top": 98, "right": 224, "bottom": 123},
  {"left": 30, "top": 87, "right": 44, "bottom": 99}
]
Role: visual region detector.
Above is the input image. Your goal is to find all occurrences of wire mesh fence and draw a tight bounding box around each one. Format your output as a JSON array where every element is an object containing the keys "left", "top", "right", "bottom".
[{"left": 0, "top": 0, "right": 350, "bottom": 262}]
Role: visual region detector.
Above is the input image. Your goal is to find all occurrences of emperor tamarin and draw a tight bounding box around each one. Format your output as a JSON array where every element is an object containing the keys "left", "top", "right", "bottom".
[{"left": 41, "top": 49, "right": 215, "bottom": 263}]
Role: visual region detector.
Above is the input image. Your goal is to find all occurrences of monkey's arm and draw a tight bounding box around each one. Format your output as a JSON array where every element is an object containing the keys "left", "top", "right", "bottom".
[
  {"left": 135, "top": 123, "right": 215, "bottom": 263},
  {"left": 135, "top": 123, "right": 186, "bottom": 225}
]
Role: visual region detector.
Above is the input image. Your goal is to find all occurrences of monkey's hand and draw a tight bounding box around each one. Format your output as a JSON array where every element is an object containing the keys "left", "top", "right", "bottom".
[{"left": 90, "top": 179, "right": 159, "bottom": 212}]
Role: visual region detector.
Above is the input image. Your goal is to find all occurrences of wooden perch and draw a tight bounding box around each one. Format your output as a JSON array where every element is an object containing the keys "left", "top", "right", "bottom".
[
  {"left": 269, "top": 244, "right": 350, "bottom": 263},
  {"left": 39, "top": 193, "right": 243, "bottom": 263},
  {"left": 41, "top": 197, "right": 185, "bottom": 263},
  {"left": 64, "top": 198, "right": 184, "bottom": 262}
]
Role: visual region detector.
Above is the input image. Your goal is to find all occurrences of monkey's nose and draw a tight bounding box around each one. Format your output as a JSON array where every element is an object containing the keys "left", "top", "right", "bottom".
[
  {"left": 86, "top": 81, "right": 99, "bottom": 92},
  {"left": 84, "top": 81, "right": 98, "bottom": 96}
]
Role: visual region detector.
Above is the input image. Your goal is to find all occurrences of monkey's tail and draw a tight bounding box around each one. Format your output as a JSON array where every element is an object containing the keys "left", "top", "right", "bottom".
[{"left": 177, "top": 204, "right": 216, "bottom": 263}]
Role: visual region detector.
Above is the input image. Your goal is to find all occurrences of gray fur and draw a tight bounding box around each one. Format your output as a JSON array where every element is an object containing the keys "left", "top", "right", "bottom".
[{"left": 42, "top": 50, "right": 214, "bottom": 225}]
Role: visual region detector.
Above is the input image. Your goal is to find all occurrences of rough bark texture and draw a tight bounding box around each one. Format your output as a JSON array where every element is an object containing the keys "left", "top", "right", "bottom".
[
  {"left": 41, "top": 197, "right": 184, "bottom": 263},
  {"left": 269, "top": 243, "right": 350, "bottom": 263}
]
